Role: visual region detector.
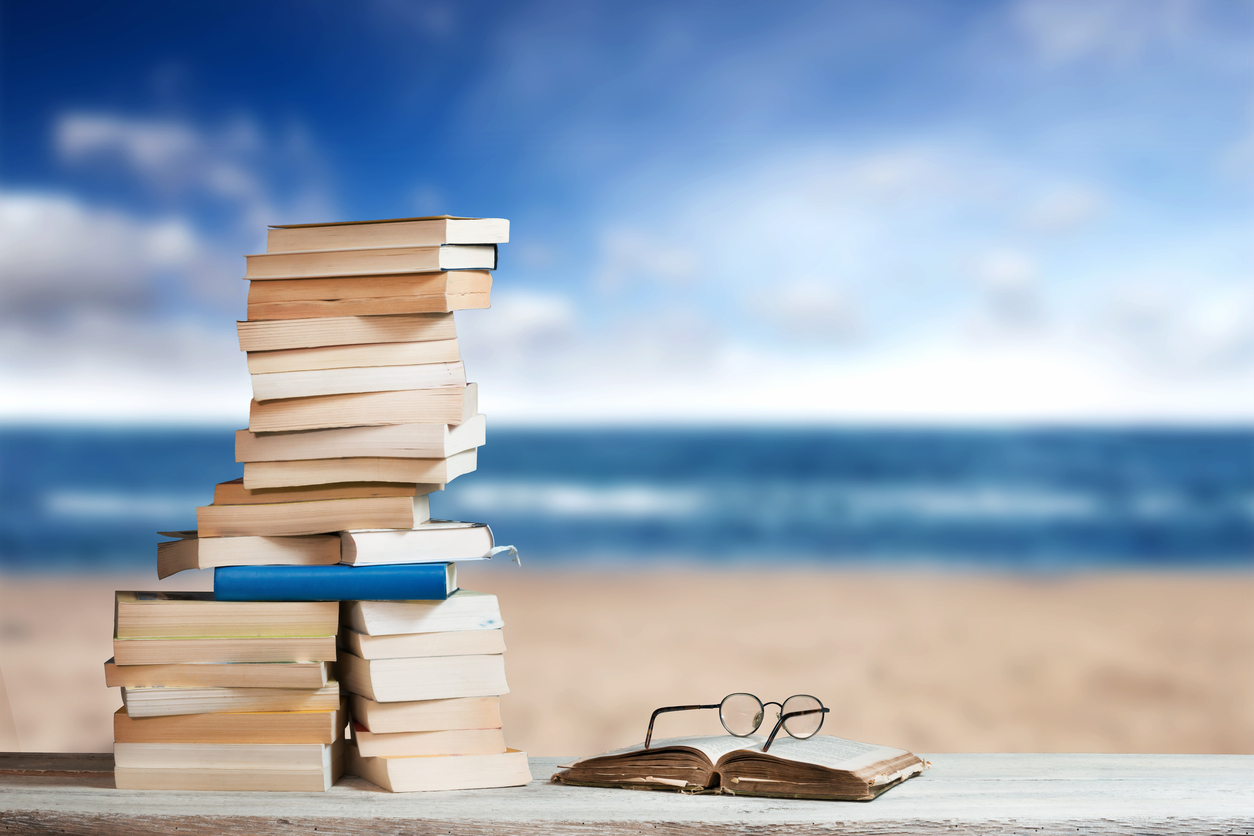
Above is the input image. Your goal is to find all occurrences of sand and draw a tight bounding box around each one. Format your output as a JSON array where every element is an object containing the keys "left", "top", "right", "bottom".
[{"left": 0, "top": 568, "right": 1250, "bottom": 757}]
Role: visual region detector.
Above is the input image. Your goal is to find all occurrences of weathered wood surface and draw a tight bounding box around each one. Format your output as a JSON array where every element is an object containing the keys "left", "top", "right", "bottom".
[{"left": 0, "top": 752, "right": 1251, "bottom": 835}]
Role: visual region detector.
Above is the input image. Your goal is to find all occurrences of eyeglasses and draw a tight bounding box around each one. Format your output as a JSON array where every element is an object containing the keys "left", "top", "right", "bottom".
[{"left": 644, "top": 693, "right": 830, "bottom": 752}]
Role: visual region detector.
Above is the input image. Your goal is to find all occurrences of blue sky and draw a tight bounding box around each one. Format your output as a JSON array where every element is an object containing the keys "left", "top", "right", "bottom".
[{"left": 2, "top": 0, "right": 1251, "bottom": 423}]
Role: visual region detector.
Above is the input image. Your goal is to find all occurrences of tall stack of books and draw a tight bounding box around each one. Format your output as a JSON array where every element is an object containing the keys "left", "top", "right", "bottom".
[{"left": 107, "top": 216, "right": 530, "bottom": 792}]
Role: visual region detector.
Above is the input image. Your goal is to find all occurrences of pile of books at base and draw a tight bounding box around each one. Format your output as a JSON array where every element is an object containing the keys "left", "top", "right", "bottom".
[
  {"left": 341, "top": 593, "right": 529, "bottom": 791},
  {"left": 108, "top": 592, "right": 343, "bottom": 791},
  {"left": 108, "top": 216, "right": 531, "bottom": 792}
]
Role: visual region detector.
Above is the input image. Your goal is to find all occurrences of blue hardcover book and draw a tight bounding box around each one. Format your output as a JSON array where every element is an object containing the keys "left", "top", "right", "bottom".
[{"left": 213, "top": 563, "right": 456, "bottom": 602}]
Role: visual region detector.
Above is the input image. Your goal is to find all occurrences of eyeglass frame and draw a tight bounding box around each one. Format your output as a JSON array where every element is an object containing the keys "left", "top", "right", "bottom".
[{"left": 643, "top": 693, "right": 830, "bottom": 752}]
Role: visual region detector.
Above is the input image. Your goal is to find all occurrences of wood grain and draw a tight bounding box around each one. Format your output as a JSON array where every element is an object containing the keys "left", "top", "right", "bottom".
[{"left": 1, "top": 753, "right": 1251, "bottom": 835}]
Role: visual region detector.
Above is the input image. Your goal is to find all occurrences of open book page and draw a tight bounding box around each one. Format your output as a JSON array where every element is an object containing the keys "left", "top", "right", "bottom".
[
  {"left": 755, "top": 735, "right": 910, "bottom": 772},
  {"left": 564, "top": 735, "right": 764, "bottom": 768}
]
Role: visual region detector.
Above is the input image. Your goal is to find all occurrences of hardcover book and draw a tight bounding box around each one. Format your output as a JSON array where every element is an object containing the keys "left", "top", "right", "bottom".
[
  {"left": 552, "top": 735, "right": 926, "bottom": 801},
  {"left": 213, "top": 562, "right": 457, "bottom": 602}
]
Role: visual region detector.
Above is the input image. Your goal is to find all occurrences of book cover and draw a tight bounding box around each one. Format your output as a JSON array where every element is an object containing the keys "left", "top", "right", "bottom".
[{"left": 213, "top": 563, "right": 457, "bottom": 602}]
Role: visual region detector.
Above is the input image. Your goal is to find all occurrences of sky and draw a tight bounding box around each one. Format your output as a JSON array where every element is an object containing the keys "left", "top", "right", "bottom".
[{"left": 1, "top": 0, "right": 1251, "bottom": 424}]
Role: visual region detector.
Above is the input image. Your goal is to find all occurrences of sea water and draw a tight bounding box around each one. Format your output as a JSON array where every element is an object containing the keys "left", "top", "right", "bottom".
[{"left": 1, "top": 426, "right": 1251, "bottom": 572}]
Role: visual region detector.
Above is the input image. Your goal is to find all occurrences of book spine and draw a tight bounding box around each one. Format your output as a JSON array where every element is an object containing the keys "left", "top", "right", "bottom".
[{"left": 213, "top": 564, "right": 453, "bottom": 602}]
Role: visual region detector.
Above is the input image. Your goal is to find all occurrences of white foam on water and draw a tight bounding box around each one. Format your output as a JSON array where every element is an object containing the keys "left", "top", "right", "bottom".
[{"left": 43, "top": 490, "right": 201, "bottom": 521}]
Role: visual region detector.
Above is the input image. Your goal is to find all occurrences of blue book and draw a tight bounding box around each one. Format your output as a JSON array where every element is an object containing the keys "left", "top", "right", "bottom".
[{"left": 214, "top": 563, "right": 456, "bottom": 602}]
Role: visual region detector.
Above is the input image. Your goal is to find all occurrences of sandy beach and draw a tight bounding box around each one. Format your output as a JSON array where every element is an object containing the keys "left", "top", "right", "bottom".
[{"left": 1, "top": 568, "right": 1250, "bottom": 757}]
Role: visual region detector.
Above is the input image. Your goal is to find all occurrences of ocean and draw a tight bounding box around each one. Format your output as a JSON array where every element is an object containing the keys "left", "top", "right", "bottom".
[{"left": 1, "top": 426, "right": 1251, "bottom": 572}]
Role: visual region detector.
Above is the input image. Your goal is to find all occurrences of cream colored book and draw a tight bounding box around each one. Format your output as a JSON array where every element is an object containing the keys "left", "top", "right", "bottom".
[
  {"left": 342, "top": 590, "right": 502, "bottom": 636},
  {"left": 249, "top": 383, "right": 477, "bottom": 433},
  {"left": 243, "top": 448, "right": 477, "bottom": 490},
  {"left": 337, "top": 652, "right": 507, "bottom": 703},
  {"left": 244, "top": 244, "right": 495, "bottom": 279},
  {"left": 246, "top": 339, "right": 460, "bottom": 374},
  {"left": 113, "top": 635, "right": 337, "bottom": 666},
  {"left": 266, "top": 216, "right": 509, "bottom": 252},
  {"left": 213, "top": 478, "right": 438, "bottom": 505},
  {"left": 104, "top": 658, "right": 330, "bottom": 689},
  {"left": 247, "top": 271, "right": 491, "bottom": 320},
  {"left": 251, "top": 361, "right": 466, "bottom": 402},
  {"left": 349, "top": 695, "right": 502, "bottom": 734},
  {"left": 353, "top": 724, "right": 506, "bottom": 757},
  {"left": 340, "top": 628, "right": 505, "bottom": 660},
  {"left": 114, "top": 741, "right": 343, "bottom": 792},
  {"left": 237, "top": 312, "right": 456, "bottom": 352},
  {"left": 237, "top": 416, "right": 485, "bottom": 463},
  {"left": 195, "top": 495, "right": 430, "bottom": 538},
  {"left": 113, "top": 704, "right": 346, "bottom": 744},
  {"left": 347, "top": 743, "right": 531, "bottom": 793},
  {"left": 114, "top": 591, "right": 338, "bottom": 639},
  {"left": 122, "top": 681, "right": 340, "bottom": 718},
  {"left": 340, "top": 522, "right": 494, "bottom": 566},
  {"left": 113, "top": 764, "right": 339, "bottom": 792},
  {"left": 156, "top": 531, "right": 341, "bottom": 579}
]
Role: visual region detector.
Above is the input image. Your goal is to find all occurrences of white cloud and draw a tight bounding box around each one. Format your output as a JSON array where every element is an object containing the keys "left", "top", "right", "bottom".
[
  {"left": 595, "top": 228, "right": 700, "bottom": 289},
  {"left": 0, "top": 313, "right": 249, "bottom": 424},
  {"left": 55, "top": 112, "right": 333, "bottom": 232},
  {"left": 755, "top": 280, "right": 862, "bottom": 340},
  {"left": 1011, "top": 0, "right": 1192, "bottom": 66},
  {"left": 1025, "top": 186, "right": 1106, "bottom": 233},
  {"left": 1102, "top": 281, "right": 1254, "bottom": 374},
  {"left": 0, "top": 191, "right": 202, "bottom": 317}
]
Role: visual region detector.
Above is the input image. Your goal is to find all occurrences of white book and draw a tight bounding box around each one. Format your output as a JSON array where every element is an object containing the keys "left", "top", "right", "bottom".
[
  {"left": 340, "top": 628, "right": 506, "bottom": 660},
  {"left": 342, "top": 590, "right": 503, "bottom": 636},
  {"left": 337, "top": 652, "right": 508, "bottom": 703},
  {"left": 347, "top": 743, "right": 531, "bottom": 792},
  {"left": 236, "top": 415, "right": 485, "bottom": 462},
  {"left": 115, "top": 742, "right": 333, "bottom": 771},
  {"left": 251, "top": 361, "right": 465, "bottom": 402},
  {"left": 341, "top": 521, "right": 494, "bottom": 565}
]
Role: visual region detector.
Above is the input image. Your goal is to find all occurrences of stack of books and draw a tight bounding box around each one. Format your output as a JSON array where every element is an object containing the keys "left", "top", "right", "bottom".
[
  {"left": 109, "top": 216, "right": 530, "bottom": 792},
  {"left": 108, "top": 591, "right": 343, "bottom": 791},
  {"left": 340, "top": 592, "right": 530, "bottom": 791}
]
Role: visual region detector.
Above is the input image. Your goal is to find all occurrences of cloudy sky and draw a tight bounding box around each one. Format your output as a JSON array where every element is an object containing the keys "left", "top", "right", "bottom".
[{"left": 2, "top": 0, "right": 1251, "bottom": 424}]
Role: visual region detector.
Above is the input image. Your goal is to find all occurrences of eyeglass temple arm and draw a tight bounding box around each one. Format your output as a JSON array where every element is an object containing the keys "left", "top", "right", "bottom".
[
  {"left": 760, "top": 706, "right": 831, "bottom": 753},
  {"left": 644, "top": 704, "right": 721, "bottom": 749}
]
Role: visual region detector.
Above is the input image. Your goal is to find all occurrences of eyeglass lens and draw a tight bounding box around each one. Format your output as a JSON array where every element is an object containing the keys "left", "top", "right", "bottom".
[
  {"left": 719, "top": 693, "right": 764, "bottom": 736},
  {"left": 781, "top": 694, "right": 825, "bottom": 738}
]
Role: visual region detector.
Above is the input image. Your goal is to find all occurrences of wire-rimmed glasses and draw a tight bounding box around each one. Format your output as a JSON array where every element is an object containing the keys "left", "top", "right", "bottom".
[{"left": 643, "top": 693, "right": 830, "bottom": 752}]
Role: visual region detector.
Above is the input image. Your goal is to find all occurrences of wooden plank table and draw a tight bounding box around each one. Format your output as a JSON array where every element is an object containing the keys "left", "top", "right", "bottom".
[{"left": 1, "top": 752, "right": 1251, "bottom": 835}]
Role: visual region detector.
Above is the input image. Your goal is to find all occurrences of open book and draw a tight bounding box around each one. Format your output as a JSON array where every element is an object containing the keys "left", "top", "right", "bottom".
[{"left": 551, "top": 734, "right": 925, "bottom": 801}]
